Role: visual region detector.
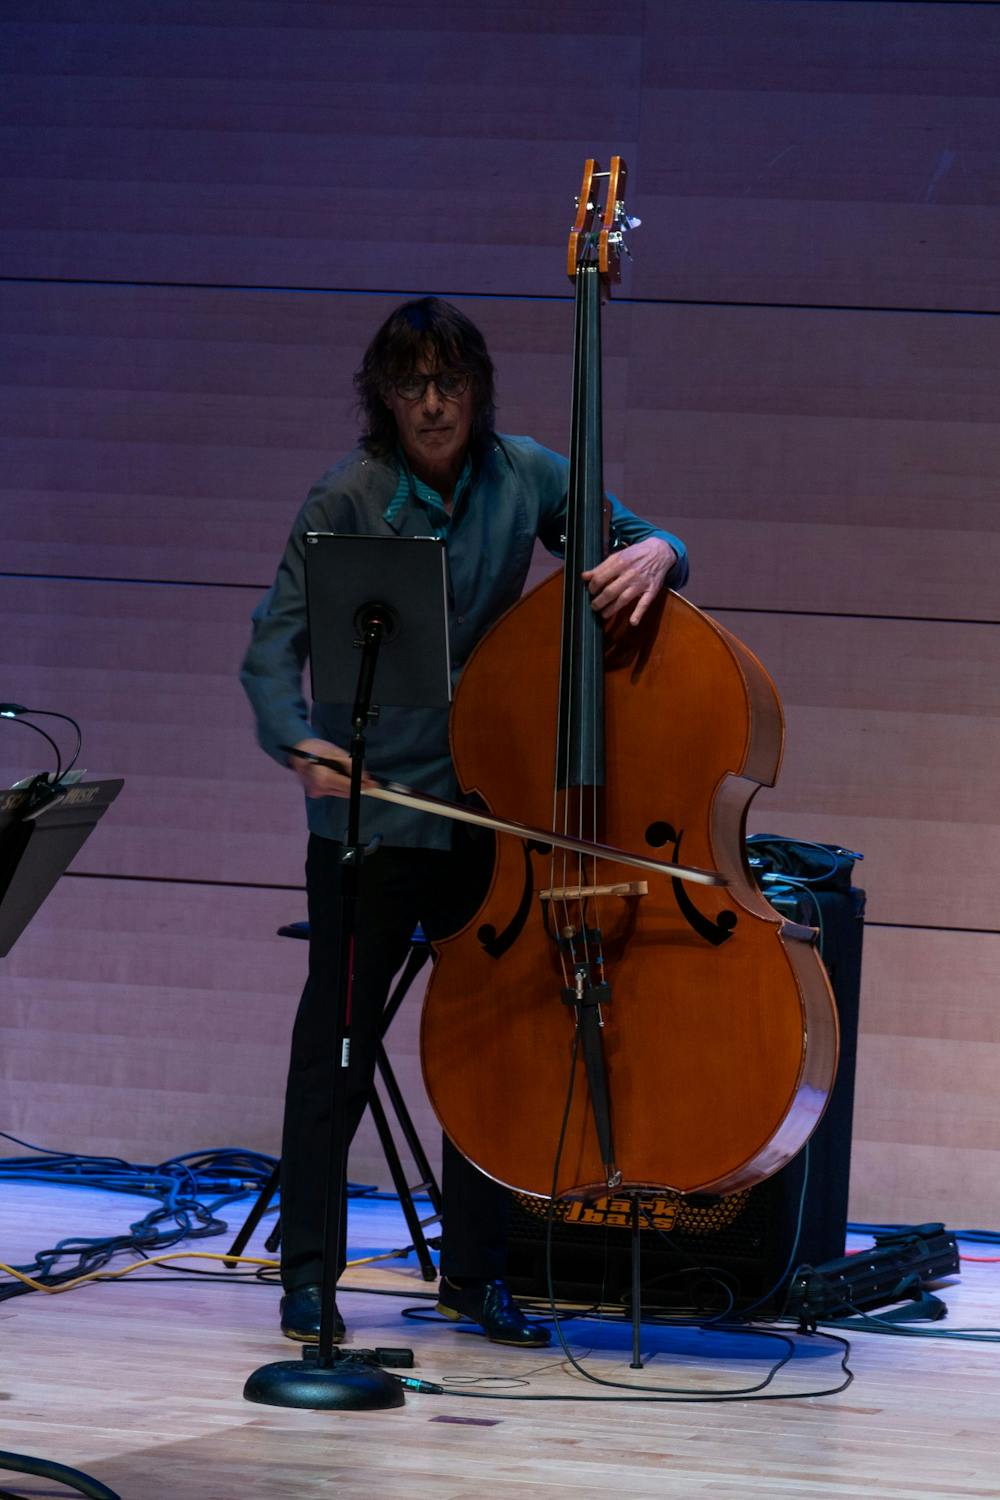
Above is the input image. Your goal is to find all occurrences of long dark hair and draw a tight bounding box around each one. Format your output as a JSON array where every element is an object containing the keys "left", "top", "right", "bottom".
[{"left": 354, "top": 297, "right": 496, "bottom": 460}]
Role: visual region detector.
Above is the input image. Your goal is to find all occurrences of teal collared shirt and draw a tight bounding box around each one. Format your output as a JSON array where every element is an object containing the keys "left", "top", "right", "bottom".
[
  {"left": 383, "top": 452, "right": 472, "bottom": 538},
  {"left": 240, "top": 435, "right": 688, "bottom": 849}
]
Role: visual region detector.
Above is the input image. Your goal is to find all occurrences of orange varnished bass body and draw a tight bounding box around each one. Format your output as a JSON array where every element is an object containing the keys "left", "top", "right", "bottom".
[{"left": 421, "top": 579, "right": 838, "bottom": 1200}]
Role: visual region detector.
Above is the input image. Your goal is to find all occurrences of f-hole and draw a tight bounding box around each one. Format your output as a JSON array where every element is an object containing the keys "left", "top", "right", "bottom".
[
  {"left": 478, "top": 840, "right": 552, "bottom": 959},
  {"left": 645, "top": 821, "right": 737, "bottom": 947}
]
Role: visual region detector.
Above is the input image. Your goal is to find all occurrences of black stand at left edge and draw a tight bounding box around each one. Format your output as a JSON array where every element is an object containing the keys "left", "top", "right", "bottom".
[
  {"left": 0, "top": 749, "right": 124, "bottom": 1495},
  {"left": 243, "top": 603, "right": 405, "bottom": 1412}
]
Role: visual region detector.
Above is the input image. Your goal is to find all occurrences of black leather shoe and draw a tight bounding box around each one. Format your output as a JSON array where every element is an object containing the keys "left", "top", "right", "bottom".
[
  {"left": 279, "top": 1284, "right": 345, "bottom": 1344},
  {"left": 436, "top": 1277, "right": 550, "bottom": 1347}
]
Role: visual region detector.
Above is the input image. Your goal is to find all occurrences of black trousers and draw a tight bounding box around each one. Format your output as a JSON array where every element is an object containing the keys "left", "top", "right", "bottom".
[{"left": 279, "top": 829, "right": 508, "bottom": 1292}]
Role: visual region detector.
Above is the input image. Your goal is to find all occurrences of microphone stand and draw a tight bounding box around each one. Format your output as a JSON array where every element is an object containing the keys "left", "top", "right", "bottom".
[{"left": 244, "top": 606, "right": 404, "bottom": 1410}]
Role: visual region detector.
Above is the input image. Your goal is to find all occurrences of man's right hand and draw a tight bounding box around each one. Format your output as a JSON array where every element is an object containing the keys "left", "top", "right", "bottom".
[{"left": 288, "top": 737, "right": 358, "bottom": 799}]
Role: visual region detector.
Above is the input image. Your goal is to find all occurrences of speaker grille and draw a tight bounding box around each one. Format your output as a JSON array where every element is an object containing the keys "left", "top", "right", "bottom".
[{"left": 506, "top": 1179, "right": 789, "bottom": 1310}]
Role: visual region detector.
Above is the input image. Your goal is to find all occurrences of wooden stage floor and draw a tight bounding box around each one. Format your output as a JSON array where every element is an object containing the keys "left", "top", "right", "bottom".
[{"left": 1, "top": 1182, "right": 998, "bottom": 1499}]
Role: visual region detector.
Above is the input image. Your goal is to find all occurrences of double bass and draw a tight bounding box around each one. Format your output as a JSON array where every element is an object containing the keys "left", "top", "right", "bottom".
[{"left": 420, "top": 159, "right": 838, "bottom": 1206}]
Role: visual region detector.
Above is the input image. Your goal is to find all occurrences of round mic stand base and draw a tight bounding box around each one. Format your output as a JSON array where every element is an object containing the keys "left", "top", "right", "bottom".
[
  {"left": 243, "top": 1349, "right": 404, "bottom": 1411},
  {"left": 243, "top": 611, "right": 407, "bottom": 1417}
]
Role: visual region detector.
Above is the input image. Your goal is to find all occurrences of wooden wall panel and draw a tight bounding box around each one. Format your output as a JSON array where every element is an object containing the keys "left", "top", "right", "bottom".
[
  {"left": 625, "top": 303, "right": 1000, "bottom": 619},
  {"left": 0, "top": 282, "right": 598, "bottom": 583},
  {"left": 4, "top": 4, "right": 999, "bottom": 306},
  {"left": 0, "top": 280, "right": 374, "bottom": 584},
  {"left": 0, "top": 577, "right": 306, "bottom": 887},
  {"left": 0, "top": 875, "right": 300, "bottom": 1163},
  {"left": 635, "top": 2, "right": 1000, "bottom": 310},
  {"left": 720, "top": 611, "right": 1000, "bottom": 928},
  {"left": 842, "top": 927, "right": 1000, "bottom": 1224},
  {"left": 0, "top": 2, "right": 643, "bottom": 297},
  {"left": 861, "top": 926, "right": 1000, "bottom": 1048},
  {"left": 6, "top": 284, "right": 1000, "bottom": 621}
]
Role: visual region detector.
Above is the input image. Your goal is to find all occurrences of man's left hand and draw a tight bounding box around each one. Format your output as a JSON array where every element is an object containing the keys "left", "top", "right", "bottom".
[{"left": 581, "top": 536, "right": 678, "bottom": 626}]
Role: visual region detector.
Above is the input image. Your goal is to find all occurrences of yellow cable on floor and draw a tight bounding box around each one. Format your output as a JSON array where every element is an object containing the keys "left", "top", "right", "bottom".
[
  {"left": 0, "top": 1245, "right": 418, "bottom": 1293},
  {"left": 0, "top": 1250, "right": 279, "bottom": 1292}
]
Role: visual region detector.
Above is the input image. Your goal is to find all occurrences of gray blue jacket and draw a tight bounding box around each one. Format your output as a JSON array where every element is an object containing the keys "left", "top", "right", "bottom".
[{"left": 240, "top": 435, "right": 688, "bottom": 847}]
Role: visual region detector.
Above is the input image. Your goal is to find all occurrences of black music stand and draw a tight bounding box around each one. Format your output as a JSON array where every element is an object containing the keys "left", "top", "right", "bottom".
[
  {"left": 243, "top": 534, "right": 450, "bottom": 1413},
  {"left": 303, "top": 532, "right": 451, "bottom": 706},
  {"left": 0, "top": 777, "right": 123, "bottom": 958},
  {"left": 0, "top": 773, "right": 124, "bottom": 1500}
]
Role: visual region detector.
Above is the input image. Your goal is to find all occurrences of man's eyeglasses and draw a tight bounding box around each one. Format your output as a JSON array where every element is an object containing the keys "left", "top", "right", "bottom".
[{"left": 391, "top": 370, "right": 470, "bottom": 402}]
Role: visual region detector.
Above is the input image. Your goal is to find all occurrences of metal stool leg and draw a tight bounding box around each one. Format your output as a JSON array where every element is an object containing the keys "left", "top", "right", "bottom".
[
  {"left": 224, "top": 1161, "right": 280, "bottom": 1266},
  {"left": 369, "top": 936, "right": 442, "bottom": 1277},
  {"left": 368, "top": 1079, "right": 440, "bottom": 1280}
]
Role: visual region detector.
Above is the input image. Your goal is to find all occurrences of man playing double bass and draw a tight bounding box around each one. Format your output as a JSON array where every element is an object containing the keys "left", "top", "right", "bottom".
[{"left": 240, "top": 296, "right": 688, "bottom": 1348}]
